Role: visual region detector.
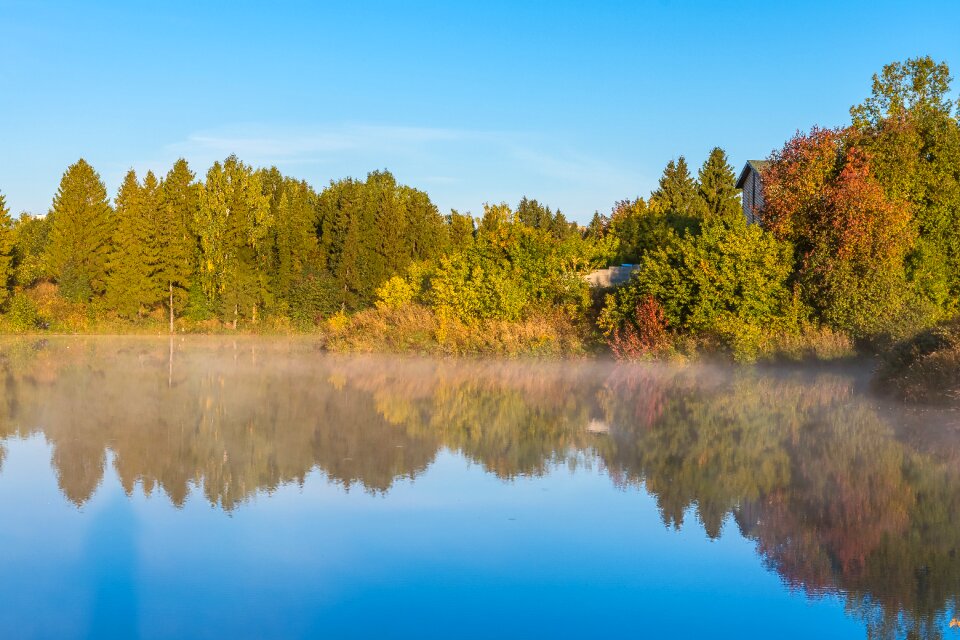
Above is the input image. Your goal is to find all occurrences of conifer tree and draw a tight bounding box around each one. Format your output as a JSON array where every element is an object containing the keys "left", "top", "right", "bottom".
[
  {"left": 257, "top": 165, "right": 286, "bottom": 305},
  {"left": 517, "top": 197, "right": 552, "bottom": 229},
  {"left": 196, "top": 156, "right": 272, "bottom": 327},
  {"left": 403, "top": 183, "right": 449, "bottom": 260},
  {"left": 697, "top": 147, "right": 742, "bottom": 222},
  {"left": 317, "top": 178, "right": 364, "bottom": 309},
  {"left": 157, "top": 159, "right": 199, "bottom": 332},
  {"left": 447, "top": 210, "right": 476, "bottom": 252},
  {"left": 272, "top": 179, "right": 319, "bottom": 303},
  {"left": 649, "top": 157, "right": 705, "bottom": 216},
  {"left": 105, "top": 170, "right": 160, "bottom": 318},
  {"left": 0, "top": 193, "right": 14, "bottom": 306},
  {"left": 587, "top": 212, "right": 607, "bottom": 239},
  {"left": 550, "top": 210, "right": 577, "bottom": 240},
  {"left": 46, "top": 159, "right": 113, "bottom": 301},
  {"left": 368, "top": 171, "right": 407, "bottom": 289}
]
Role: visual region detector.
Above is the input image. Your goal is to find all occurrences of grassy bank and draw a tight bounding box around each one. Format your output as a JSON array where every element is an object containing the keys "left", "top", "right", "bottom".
[{"left": 313, "top": 305, "right": 596, "bottom": 357}]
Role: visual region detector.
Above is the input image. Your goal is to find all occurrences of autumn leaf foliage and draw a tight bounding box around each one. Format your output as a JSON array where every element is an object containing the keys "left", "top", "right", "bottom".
[
  {"left": 762, "top": 127, "right": 914, "bottom": 337},
  {"left": 609, "top": 295, "right": 670, "bottom": 360}
]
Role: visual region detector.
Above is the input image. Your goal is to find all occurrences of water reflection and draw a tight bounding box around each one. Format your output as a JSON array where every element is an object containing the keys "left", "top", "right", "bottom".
[{"left": 0, "top": 337, "right": 958, "bottom": 638}]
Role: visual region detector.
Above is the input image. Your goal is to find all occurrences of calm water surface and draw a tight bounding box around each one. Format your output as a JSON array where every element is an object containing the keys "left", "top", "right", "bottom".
[{"left": 0, "top": 337, "right": 958, "bottom": 639}]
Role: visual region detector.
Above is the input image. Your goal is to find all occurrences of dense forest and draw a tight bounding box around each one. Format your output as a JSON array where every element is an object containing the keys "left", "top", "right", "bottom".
[{"left": 0, "top": 56, "right": 958, "bottom": 362}]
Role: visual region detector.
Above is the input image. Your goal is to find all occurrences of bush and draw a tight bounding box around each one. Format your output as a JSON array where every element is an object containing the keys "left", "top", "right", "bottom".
[
  {"left": 24, "top": 282, "right": 88, "bottom": 332},
  {"left": 184, "top": 280, "right": 215, "bottom": 321},
  {"left": 288, "top": 270, "right": 340, "bottom": 326},
  {"left": 429, "top": 251, "right": 528, "bottom": 322},
  {"left": 3, "top": 293, "right": 41, "bottom": 332},
  {"left": 875, "top": 318, "right": 960, "bottom": 403},
  {"left": 375, "top": 275, "right": 417, "bottom": 310},
  {"left": 600, "top": 216, "right": 797, "bottom": 361},
  {"left": 608, "top": 296, "right": 671, "bottom": 360}
]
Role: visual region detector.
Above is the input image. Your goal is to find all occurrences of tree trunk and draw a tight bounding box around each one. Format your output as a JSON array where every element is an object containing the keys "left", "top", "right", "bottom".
[
  {"left": 233, "top": 304, "right": 238, "bottom": 330},
  {"left": 169, "top": 282, "right": 174, "bottom": 334}
]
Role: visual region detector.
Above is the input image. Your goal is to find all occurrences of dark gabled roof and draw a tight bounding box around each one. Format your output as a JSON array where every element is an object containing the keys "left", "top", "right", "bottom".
[{"left": 735, "top": 160, "right": 771, "bottom": 189}]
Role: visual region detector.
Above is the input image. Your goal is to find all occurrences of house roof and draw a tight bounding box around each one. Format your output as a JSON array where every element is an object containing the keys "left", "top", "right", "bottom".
[{"left": 735, "top": 160, "right": 770, "bottom": 189}]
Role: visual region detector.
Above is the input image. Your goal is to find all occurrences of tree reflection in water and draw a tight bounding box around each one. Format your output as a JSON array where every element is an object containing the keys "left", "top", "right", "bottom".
[{"left": 0, "top": 337, "right": 957, "bottom": 639}]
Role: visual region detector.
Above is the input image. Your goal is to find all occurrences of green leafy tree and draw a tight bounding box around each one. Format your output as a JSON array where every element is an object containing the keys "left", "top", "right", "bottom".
[
  {"left": 429, "top": 250, "right": 528, "bottom": 322},
  {"left": 11, "top": 213, "right": 51, "bottom": 288},
  {"left": 447, "top": 210, "right": 475, "bottom": 252},
  {"left": 851, "top": 56, "right": 956, "bottom": 127},
  {"left": 850, "top": 56, "right": 960, "bottom": 317},
  {"left": 608, "top": 197, "right": 674, "bottom": 264},
  {"left": 46, "top": 159, "right": 113, "bottom": 301},
  {"left": 428, "top": 204, "right": 591, "bottom": 323},
  {"left": 0, "top": 193, "right": 14, "bottom": 306},
  {"left": 697, "top": 147, "right": 742, "bottom": 222},
  {"left": 196, "top": 156, "right": 273, "bottom": 327}
]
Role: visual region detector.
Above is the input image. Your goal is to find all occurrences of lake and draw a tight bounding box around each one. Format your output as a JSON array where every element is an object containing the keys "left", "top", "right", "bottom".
[{"left": 0, "top": 337, "right": 957, "bottom": 639}]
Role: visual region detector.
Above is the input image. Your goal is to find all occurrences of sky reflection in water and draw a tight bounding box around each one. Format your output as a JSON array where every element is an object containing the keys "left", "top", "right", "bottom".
[{"left": 0, "top": 337, "right": 957, "bottom": 639}]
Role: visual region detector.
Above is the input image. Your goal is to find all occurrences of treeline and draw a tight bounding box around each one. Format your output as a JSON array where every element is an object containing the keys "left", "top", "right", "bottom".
[
  {"left": 1, "top": 160, "right": 464, "bottom": 329},
  {"left": 0, "top": 56, "right": 958, "bottom": 361},
  {"left": 0, "top": 153, "right": 612, "bottom": 337}
]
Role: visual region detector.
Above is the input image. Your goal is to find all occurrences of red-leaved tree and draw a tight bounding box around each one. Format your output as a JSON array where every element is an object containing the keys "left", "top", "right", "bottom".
[
  {"left": 609, "top": 295, "right": 670, "bottom": 360},
  {"left": 761, "top": 127, "right": 914, "bottom": 337}
]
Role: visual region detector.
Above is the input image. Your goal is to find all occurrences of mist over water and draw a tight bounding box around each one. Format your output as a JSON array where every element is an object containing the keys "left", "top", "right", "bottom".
[{"left": 0, "top": 337, "right": 958, "bottom": 639}]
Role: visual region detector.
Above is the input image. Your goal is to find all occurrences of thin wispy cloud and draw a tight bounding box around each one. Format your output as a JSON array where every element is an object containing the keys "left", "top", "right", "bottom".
[
  {"left": 144, "top": 122, "right": 646, "bottom": 219},
  {"left": 167, "top": 124, "right": 478, "bottom": 162}
]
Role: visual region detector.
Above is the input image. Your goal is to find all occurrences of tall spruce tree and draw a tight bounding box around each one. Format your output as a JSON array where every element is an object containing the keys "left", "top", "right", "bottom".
[
  {"left": 106, "top": 170, "right": 160, "bottom": 318},
  {"left": 46, "top": 159, "right": 113, "bottom": 301},
  {"left": 0, "top": 193, "right": 14, "bottom": 306},
  {"left": 157, "top": 159, "right": 199, "bottom": 332},
  {"left": 196, "top": 156, "right": 272, "bottom": 327},
  {"left": 697, "top": 148, "right": 742, "bottom": 222},
  {"left": 272, "top": 179, "right": 319, "bottom": 304},
  {"left": 649, "top": 157, "right": 705, "bottom": 217}
]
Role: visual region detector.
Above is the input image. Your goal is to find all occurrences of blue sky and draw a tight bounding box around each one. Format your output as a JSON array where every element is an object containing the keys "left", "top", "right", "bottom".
[{"left": 2, "top": 0, "right": 959, "bottom": 222}]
